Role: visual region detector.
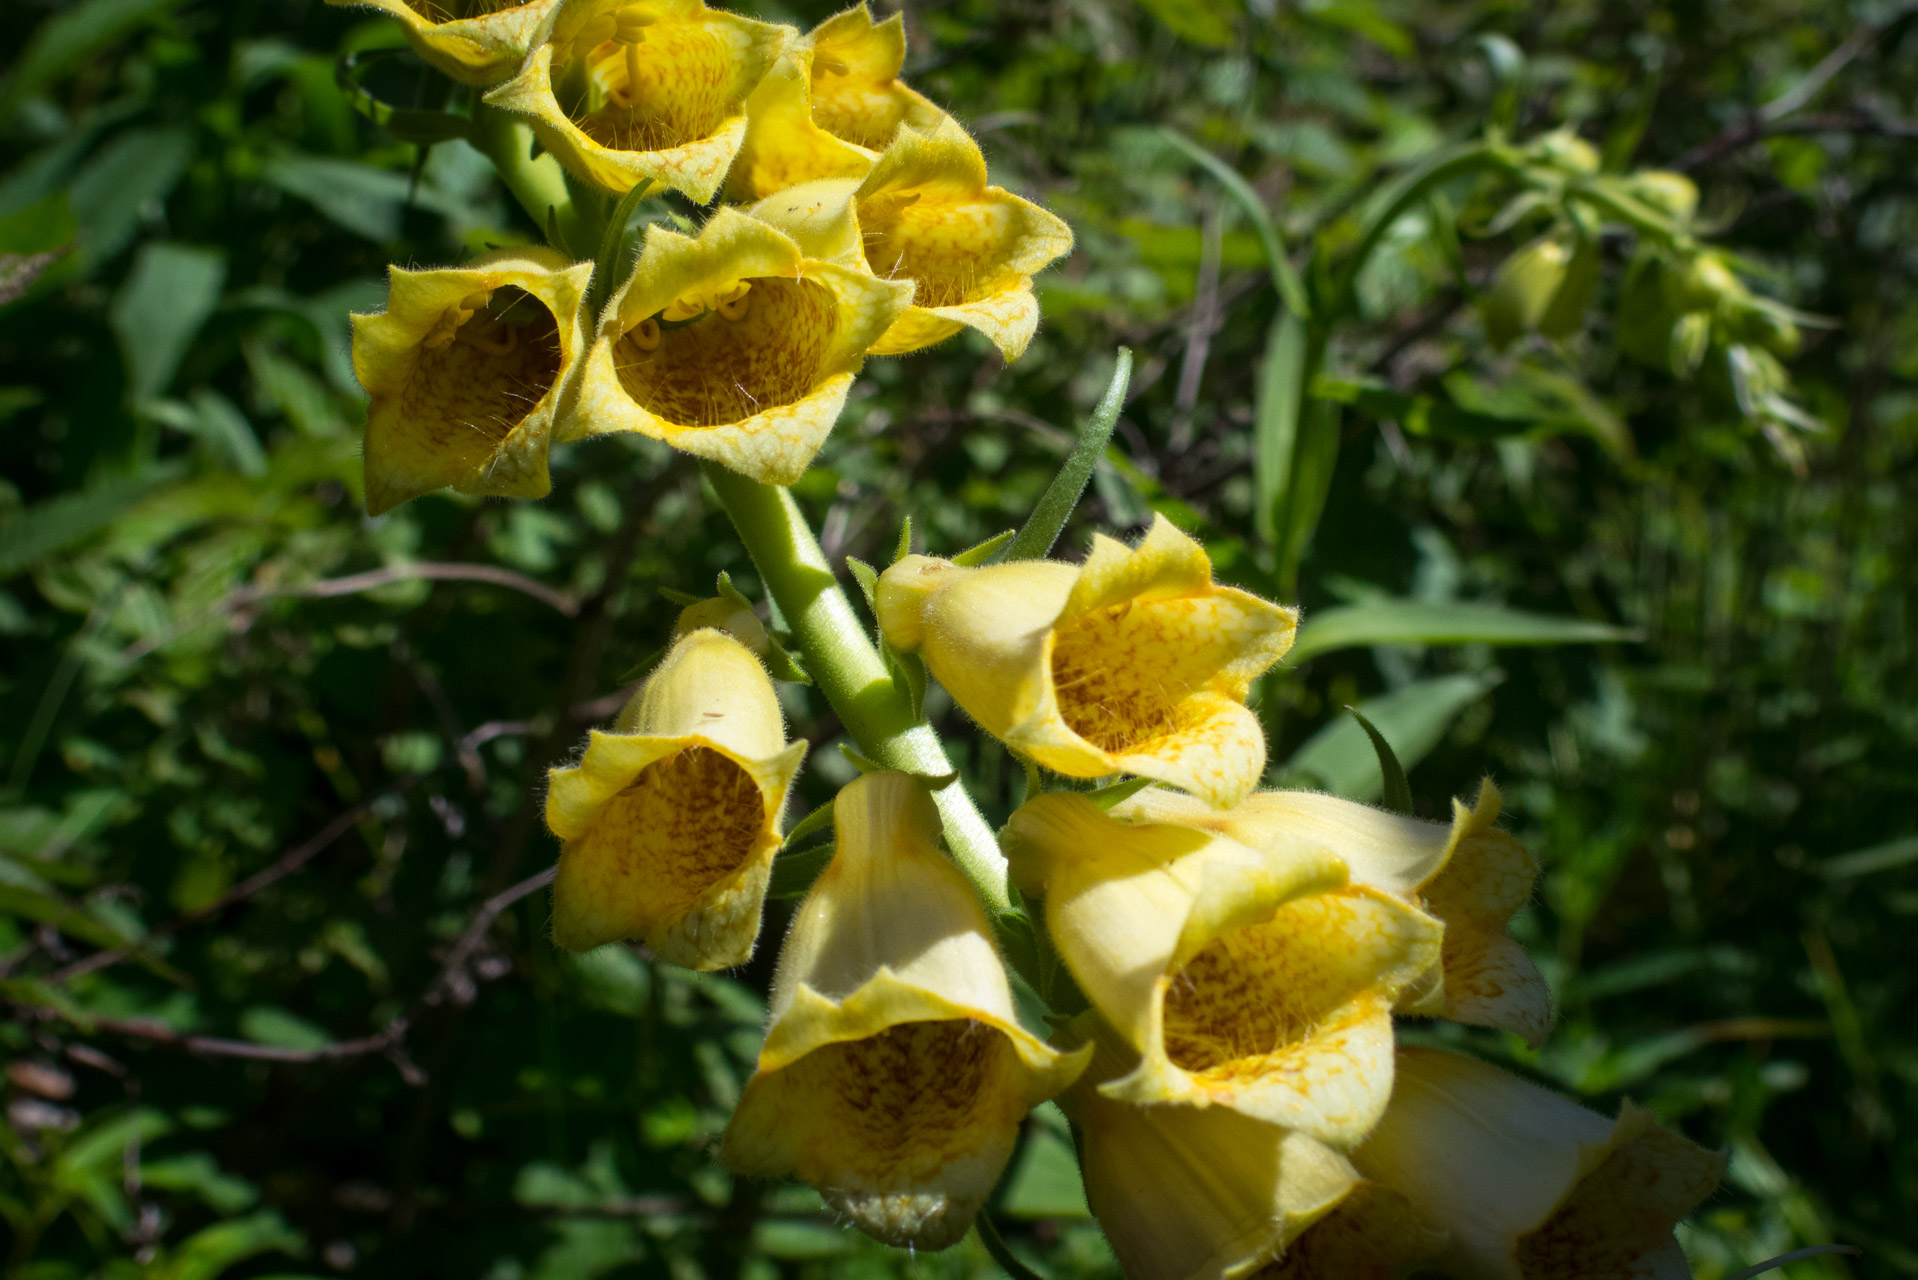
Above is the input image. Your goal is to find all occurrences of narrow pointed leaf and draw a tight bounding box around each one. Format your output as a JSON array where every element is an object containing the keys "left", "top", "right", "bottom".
[
  {"left": 1290, "top": 599, "right": 1640, "bottom": 662},
  {"left": 1001, "top": 348, "right": 1133, "bottom": 562}
]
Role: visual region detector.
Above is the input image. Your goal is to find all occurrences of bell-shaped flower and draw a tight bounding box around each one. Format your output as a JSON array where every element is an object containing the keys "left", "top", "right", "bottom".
[
  {"left": 1001, "top": 791, "right": 1442, "bottom": 1147},
  {"left": 722, "top": 771, "right": 1088, "bottom": 1249},
  {"left": 751, "top": 117, "right": 1072, "bottom": 360},
  {"left": 1112, "top": 779, "right": 1552, "bottom": 1046},
  {"left": 352, "top": 248, "right": 592, "bottom": 515},
  {"left": 1054, "top": 1014, "right": 1371, "bottom": 1280},
  {"left": 334, "top": 0, "right": 558, "bottom": 85},
  {"left": 544, "top": 628, "right": 805, "bottom": 969},
  {"left": 567, "top": 208, "right": 913, "bottom": 483},
  {"left": 724, "top": 53, "right": 877, "bottom": 202},
  {"left": 802, "top": 4, "right": 947, "bottom": 151},
  {"left": 482, "top": 0, "right": 794, "bottom": 201},
  {"left": 876, "top": 514, "right": 1296, "bottom": 808},
  {"left": 1354, "top": 1048, "right": 1724, "bottom": 1280}
]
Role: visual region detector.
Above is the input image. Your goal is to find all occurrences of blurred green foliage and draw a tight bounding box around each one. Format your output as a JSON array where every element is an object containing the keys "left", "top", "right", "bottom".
[{"left": 1, "top": 0, "right": 1915, "bottom": 1277}]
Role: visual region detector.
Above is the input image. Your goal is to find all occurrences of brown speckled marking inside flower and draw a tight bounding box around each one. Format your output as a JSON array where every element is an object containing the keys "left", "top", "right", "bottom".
[
  {"left": 394, "top": 287, "right": 561, "bottom": 477},
  {"left": 1049, "top": 596, "right": 1244, "bottom": 755},
  {"left": 776, "top": 1019, "right": 1028, "bottom": 1247},
  {"left": 567, "top": 746, "right": 762, "bottom": 924},
  {"left": 1254, "top": 1185, "right": 1446, "bottom": 1280},
  {"left": 1162, "top": 894, "right": 1394, "bottom": 1084},
  {"left": 1515, "top": 1126, "right": 1718, "bottom": 1280},
  {"left": 570, "top": 22, "right": 745, "bottom": 153},
  {"left": 859, "top": 188, "right": 1024, "bottom": 308},
  {"left": 613, "top": 277, "right": 836, "bottom": 427}
]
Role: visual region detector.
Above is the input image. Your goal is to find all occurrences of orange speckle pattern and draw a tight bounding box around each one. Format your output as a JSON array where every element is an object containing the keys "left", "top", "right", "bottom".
[
  {"left": 1162, "top": 893, "right": 1400, "bottom": 1088},
  {"left": 611, "top": 277, "right": 836, "bottom": 428},
  {"left": 552, "top": 745, "right": 764, "bottom": 952},
  {"left": 391, "top": 288, "right": 561, "bottom": 470},
  {"left": 1515, "top": 1125, "right": 1721, "bottom": 1280},
  {"left": 568, "top": 21, "right": 750, "bottom": 153},
  {"left": 1049, "top": 596, "right": 1252, "bottom": 755},
  {"left": 860, "top": 187, "right": 1022, "bottom": 308},
  {"left": 772, "top": 1018, "right": 1028, "bottom": 1249}
]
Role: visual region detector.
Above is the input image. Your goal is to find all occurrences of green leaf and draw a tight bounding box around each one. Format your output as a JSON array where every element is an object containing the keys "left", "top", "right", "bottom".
[
  {"left": 844, "top": 556, "right": 879, "bottom": 608},
  {"left": 1001, "top": 348, "right": 1132, "bottom": 562},
  {"left": 999, "top": 1122, "right": 1090, "bottom": 1219},
  {"left": 1158, "top": 129, "right": 1310, "bottom": 319},
  {"left": 768, "top": 842, "right": 833, "bottom": 899},
  {"left": 1253, "top": 312, "right": 1307, "bottom": 550},
  {"left": 1814, "top": 835, "right": 1918, "bottom": 880},
  {"left": 1283, "top": 672, "right": 1502, "bottom": 801},
  {"left": 1348, "top": 708, "right": 1413, "bottom": 814},
  {"left": 1290, "top": 599, "right": 1640, "bottom": 662},
  {"left": 951, "top": 529, "right": 1014, "bottom": 566},
  {"left": 1086, "top": 777, "right": 1151, "bottom": 809},
  {"left": 1134, "top": 0, "right": 1236, "bottom": 46},
  {"left": 261, "top": 151, "right": 415, "bottom": 243},
  {"left": 238, "top": 1006, "right": 332, "bottom": 1052},
  {"left": 110, "top": 242, "right": 227, "bottom": 403},
  {"left": 0, "top": 464, "right": 183, "bottom": 578},
  {"left": 69, "top": 125, "right": 194, "bottom": 266},
  {"left": 1, "top": 0, "right": 186, "bottom": 120},
  {"left": 782, "top": 800, "right": 835, "bottom": 849},
  {"left": 152, "top": 1209, "right": 305, "bottom": 1280},
  {"left": 0, "top": 191, "right": 77, "bottom": 255}
]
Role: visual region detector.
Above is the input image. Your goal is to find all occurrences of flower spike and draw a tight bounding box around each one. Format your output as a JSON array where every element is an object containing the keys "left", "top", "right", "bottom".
[
  {"left": 1354, "top": 1048, "right": 1724, "bottom": 1280},
  {"left": 483, "top": 0, "right": 794, "bottom": 201},
  {"left": 752, "top": 117, "right": 1073, "bottom": 360},
  {"left": 1002, "top": 791, "right": 1442, "bottom": 1147},
  {"left": 545, "top": 628, "right": 805, "bottom": 969},
  {"left": 331, "top": 0, "right": 559, "bottom": 86},
  {"left": 802, "top": 4, "right": 947, "bottom": 151},
  {"left": 876, "top": 514, "right": 1295, "bottom": 807},
  {"left": 1113, "top": 778, "right": 1553, "bottom": 1045},
  {"left": 352, "top": 247, "right": 593, "bottom": 515},
  {"left": 722, "top": 771, "right": 1088, "bottom": 1250},
  {"left": 1055, "top": 1014, "right": 1373, "bottom": 1280},
  {"left": 567, "top": 208, "right": 913, "bottom": 483}
]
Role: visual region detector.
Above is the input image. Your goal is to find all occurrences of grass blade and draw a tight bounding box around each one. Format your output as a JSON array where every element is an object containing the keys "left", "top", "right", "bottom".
[{"left": 1001, "top": 349, "right": 1132, "bottom": 562}]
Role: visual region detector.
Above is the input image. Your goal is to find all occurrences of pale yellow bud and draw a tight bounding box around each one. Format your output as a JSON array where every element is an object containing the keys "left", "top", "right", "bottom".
[
  {"left": 722, "top": 772, "right": 1088, "bottom": 1250},
  {"left": 1354, "top": 1048, "right": 1724, "bottom": 1280},
  {"left": 1001, "top": 792, "right": 1441, "bottom": 1147},
  {"left": 545, "top": 629, "right": 805, "bottom": 969},
  {"left": 1113, "top": 779, "right": 1553, "bottom": 1046},
  {"left": 876, "top": 514, "right": 1296, "bottom": 807}
]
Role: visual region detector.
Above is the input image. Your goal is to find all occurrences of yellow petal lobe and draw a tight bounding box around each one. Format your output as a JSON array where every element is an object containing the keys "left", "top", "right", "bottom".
[
  {"left": 331, "top": 0, "right": 559, "bottom": 85},
  {"left": 802, "top": 4, "right": 948, "bottom": 150}
]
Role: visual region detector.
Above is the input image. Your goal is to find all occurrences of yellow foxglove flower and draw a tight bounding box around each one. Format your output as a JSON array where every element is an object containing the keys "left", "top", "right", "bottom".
[
  {"left": 751, "top": 117, "right": 1072, "bottom": 360},
  {"left": 568, "top": 208, "right": 913, "bottom": 483},
  {"left": 1055, "top": 1015, "right": 1365, "bottom": 1280},
  {"left": 353, "top": 248, "right": 592, "bottom": 516},
  {"left": 1354, "top": 1048, "right": 1725, "bottom": 1280},
  {"left": 802, "top": 4, "right": 947, "bottom": 151},
  {"left": 725, "top": 53, "right": 877, "bottom": 202},
  {"left": 1113, "top": 779, "right": 1552, "bottom": 1046},
  {"left": 1001, "top": 791, "right": 1441, "bottom": 1147},
  {"left": 876, "top": 514, "right": 1295, "bottom": 807},
  {"left": 722, "top": 771, "right": 1088, "bottom": 1249},
  {"left": 482, "top": 0, "right": 793, "bottom": 201},
  {"left": 1251, "top": 1184, "right": 1449, "bottom": 1280},
  {"left": 545, "top": 628, "right": 805, "bottom": 969},
  {"left": 332, "top": 0, "right": 558, "bottom": 86}
]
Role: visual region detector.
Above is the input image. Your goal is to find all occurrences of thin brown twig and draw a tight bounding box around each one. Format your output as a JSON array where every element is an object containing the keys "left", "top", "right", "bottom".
[
  {"left": 116, "top": 562, "right": 579, "bottom": 665},
  {"left": 1672, "top": 110, "right": 1918, "bottom": 172}
]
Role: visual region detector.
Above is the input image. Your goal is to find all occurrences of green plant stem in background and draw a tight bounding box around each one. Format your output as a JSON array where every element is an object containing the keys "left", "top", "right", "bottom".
[
  {"left": 701, "top": 462, "right": 1011, "bottom": 910},
  {"left": 472, "top": 103, "right": 588, "bottom": 256}
]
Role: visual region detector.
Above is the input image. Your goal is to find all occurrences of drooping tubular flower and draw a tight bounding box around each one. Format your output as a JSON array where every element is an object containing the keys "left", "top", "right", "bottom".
[
  {"left": 483, "top": 0, "right": 793, "bottom": 201},
  {"left": 1001, "top": 791, "right": 1442, "bottom": 1147},
  {"left": 1054, "top": 1012, "right": 1432, "bottom": 1280},
  {"left": 567, "top": 208, "right": 913, "bottom": 483},
  {"left": 722, "top": 771, "right": 1088, "bottom": 1249},
  {"left": 802, "top": 4, "right": 946, "bottom": 151},
  {"left": 1354, "top": 1048, "right": 1724, "bottom": 1280},
  {"left": 724, "top": 54, "right": 877, "bottom": 203},
  {"left": 875, "top": 514, "right": 1296, "bottom": 808},
  {"left": 545, "top": 628, "right": 805, "bottom": 969},
  {"left": 1113, "top": 779, "right": 1552, "bottom": 1046},
  {"left": 353, "top": 248, "right": 592, "bottom": 515},
  {"left": 330, "top": 0, "right": 559, "bottom": 85},
  {"left": 750, "top": 117, "right": 1073, "bottom": 360}
]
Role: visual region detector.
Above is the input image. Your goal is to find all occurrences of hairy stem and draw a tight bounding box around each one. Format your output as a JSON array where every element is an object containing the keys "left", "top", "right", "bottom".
[
  {"left": 702, "top": 462, "right": 1010, "bottom": 910},
  {"left": 472, "top": 103, "right": 589, "bottom": 255}
]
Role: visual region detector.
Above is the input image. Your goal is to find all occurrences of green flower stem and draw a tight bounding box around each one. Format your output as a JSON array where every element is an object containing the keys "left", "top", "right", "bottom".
[
  {"left": 472, "top": 103, "right": 590, "bottom": 256},
  {"left": 701, "top": 462, "right": 1012, "bottom": 911}
]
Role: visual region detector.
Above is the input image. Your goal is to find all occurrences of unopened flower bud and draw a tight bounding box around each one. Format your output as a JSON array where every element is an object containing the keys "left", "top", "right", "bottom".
[{"left": 1483, "top": 237, "right": 1570, "bottom": 351}]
